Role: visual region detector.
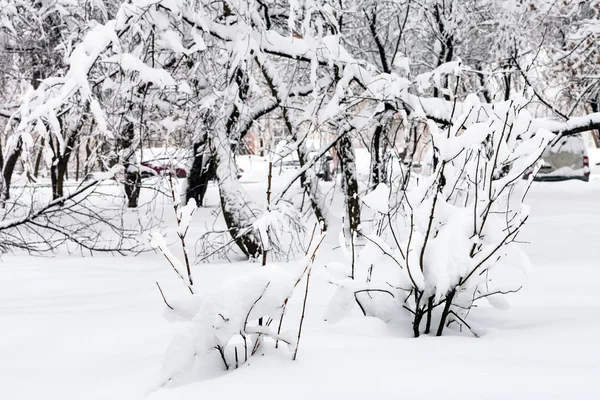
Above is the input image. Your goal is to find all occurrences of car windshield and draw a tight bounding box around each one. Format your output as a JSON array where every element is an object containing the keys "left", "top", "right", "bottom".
[{"left": 548, "top": 134, "right": 585, "bottom": 155}]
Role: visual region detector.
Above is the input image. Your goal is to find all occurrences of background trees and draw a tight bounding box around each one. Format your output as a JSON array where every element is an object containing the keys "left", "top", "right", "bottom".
[{"left": 0, "top": 1, "right": 599, "bottom": 329}]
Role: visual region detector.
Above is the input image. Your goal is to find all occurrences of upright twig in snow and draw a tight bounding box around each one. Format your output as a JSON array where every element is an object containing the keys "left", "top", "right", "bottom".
[
  {"left": 262, "top": 161, "right": 273, "bottom": 267},
  {"left": 258, "top": 162, "right": 273, "bottom": 328},
  {"left": 155, "top": 282, "right": 174, "bottom": 310},
  {"left": 169, "top": 174, "right": 195, "bottom": 290},
  {"left": 152, "top": 175, "right": 197, "bottom": 296},
  {"left": 293, "top": 230, "right": 325, "bottom": 361},
  {"left": 244, "top": 282, "right": 270, "bottom": 355},
  {"left": 152, "top": 234, "right": 195, "bottom": 295},
  {"left": 276, "top": 223, "right": 318, "bottom": 348}
]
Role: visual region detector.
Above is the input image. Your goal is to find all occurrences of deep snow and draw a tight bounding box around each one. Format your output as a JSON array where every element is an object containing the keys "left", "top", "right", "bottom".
[{"left": 1, "top": 173, "right": 600, "bottom": 399}]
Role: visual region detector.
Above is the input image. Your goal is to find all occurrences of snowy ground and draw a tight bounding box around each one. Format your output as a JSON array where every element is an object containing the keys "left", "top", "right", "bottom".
[{"left": 1, "top": 167, "right": 600, "bottom": 399}]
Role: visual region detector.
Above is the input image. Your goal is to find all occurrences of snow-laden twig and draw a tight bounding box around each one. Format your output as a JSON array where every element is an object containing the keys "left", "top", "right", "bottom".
[
  {"left": 151, "top": 176, "right": 197, "bottom": 295},
  {"left": 293, "top": 229, "right": 326, "bottom": 361}
]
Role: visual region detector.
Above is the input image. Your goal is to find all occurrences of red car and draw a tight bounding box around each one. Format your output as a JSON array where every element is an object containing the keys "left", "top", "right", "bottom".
[{"left": 140, "top": 162, "right": 187, "bottom": 178}]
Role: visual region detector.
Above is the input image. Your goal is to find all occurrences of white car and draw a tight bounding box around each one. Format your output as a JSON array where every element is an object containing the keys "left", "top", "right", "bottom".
[{"left": 528, "top": 133, "right": 590, "bottom": 182}]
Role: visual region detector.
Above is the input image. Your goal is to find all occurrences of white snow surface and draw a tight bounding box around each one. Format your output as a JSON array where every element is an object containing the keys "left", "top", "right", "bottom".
[
  {"left": 1, "top": 177, "right": 600, "bottom": 399},
  {"left": 361, "top": 183, "right": 390, "bottom": 214}
]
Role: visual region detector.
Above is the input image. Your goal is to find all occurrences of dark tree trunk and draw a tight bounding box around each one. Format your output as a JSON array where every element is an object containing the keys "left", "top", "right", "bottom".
[
  {"left": 49, "top": 159, "right": 68, "bottom": 199},
  {"left": 48, "top": 116, "right": 81, "bottom": 200},
  {"left": 259, "top": 137, "right": 264, "bottom": 156},
  {"left": 75, "top": 138, "right": 80, "bottom": 181},
  {"left": 50, "top": 163, "right": 60, "bottom": 199},
  {"left": 503, "top": 72, "right": 511, "bottom": 101},
  {"left": 52, "top": 153, "right": 71, "bottom": 199},
  {"left": 369, "top": 124, "right": 387, "bottom": 191},
  {"left": 119, "top": 122, "right": 141, "bottom": 208},
  {"left": 338, "top": 135, "right": 361, "bottom": 233},
  {"left": 590, "top": 95, "right": 600, "bottom": 147},
  {"left": 84, "top": 138, "right": 92, "bottom": 176},
  {"left": 432, "top": 4, "right": 454, "bottom": 100},
  {"left": 34, "top": 137, "right": 45, "bottom": 178},
  {"left": 476, "top": 64, "right": 492, "bottom": 103},
  {"left": 0, "top": 128, "right": 3, "bottom": 168},
  {"left": 424, "top": 296, "right": 434, "bottom": 334},
  {"left": 48, "top": 137, "right": 61, "bottom": 199},
  {"left": 186, "top": 137, "right": 215, "bottom": 206},
  {"left": 2, "top": 137, "right": 23, "bottom": 201},
  {"left": 413, "top": 309, "right": 423, "bottom": 338},
  {"left": 370, "top": 125, "right": 382, "bottom": 189},
  {"left": 436, "top": 290, "right": 456, "bottom": 337},
  {"left": 124, "top": 170, "right": 141, "bottom": 208}
]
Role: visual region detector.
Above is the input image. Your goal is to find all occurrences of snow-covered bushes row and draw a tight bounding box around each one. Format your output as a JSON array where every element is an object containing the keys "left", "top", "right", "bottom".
[{"left": 152, "top": 96, "right": 552, "bottom": 389}]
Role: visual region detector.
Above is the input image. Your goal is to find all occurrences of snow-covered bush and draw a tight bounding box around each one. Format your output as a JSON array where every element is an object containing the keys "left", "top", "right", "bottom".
[
  {"left": 151, "top": 173, "right": 322, "bottom": 381},
  {"left": 329, "top": 95, "right": 555, "bottom": 337},
  {"left": 253, "top": 200, "right": 305, "bottom": 263},
  {"left": 156, "top": 234, "right": 324, "bottom": 385},
  {"left": 158, "top": 264, "right": 297, "bottom": 384}
]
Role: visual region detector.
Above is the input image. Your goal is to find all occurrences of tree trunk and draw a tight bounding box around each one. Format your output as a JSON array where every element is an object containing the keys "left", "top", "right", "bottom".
[
  {"left": 48, "top": 136, "right": 62, "bottom": 200},
  {"left": 255, "top": 57, "right": 329, "bottom": 230},
  {"left": 75, "top": 138, "right": 80, "bottom": 181},
  {"left": 503, "top": 72, "right": 511, "bottom": 102},
  {"left": 124, "top": 168, "right": 141, "bottom": 208},
  {"left": 0, "top": 127, "right": 3, "bottom": 168},
  {"left": 432, "top": 4, "right": 454, "bottom": 100},
  {"left": 49, "top": 159, "right": 67, "bottom": 199},
  {"left": 49, "top": 117, "right": 81, "bottom": 200},
  {"left": 51, "top": 154, "right": 71, "bottom": 199},
  {"left": 50, "top": 163, "right": 60, "bottom": 199},
  {"left": 590, "top": 95, "right": 600, "bottom": 148},
  {"left": 119, "top": 122, "right": 141, "bottom": 208},
  {"left": 338, "top": 135, "right": 361, "bottom": 233},
  {"left": 476, "top": 63, "right": 492, "bottom": 103},
  {"left": 214, "top": 67, "right": 262, "bottom": 257},
  {"left": 369, "top": 107, "right": 397, "bottom": 189},
  {"left": 212, "top": 127, "right": 262, "bottom": 258},
  {"left": 84, "top": 138, "right": 92, "bottom": 176},
  {"left": 34, "top": 137, "right": 45, "bottom": 178},
  {"left": 2, "top": 137, "right": 23, "bottom": 201},
  {"left": 436, "top": 290, "right": 456, "bottom": 337},
  {"left": 297, "top": 150, "right": 328, "bottom": 231},
  {"left": 369, "top": 125, "right": 383, "bottom": 190},
  {"left": 186, "top": 137, "right": 215, "bottom": 206}
]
